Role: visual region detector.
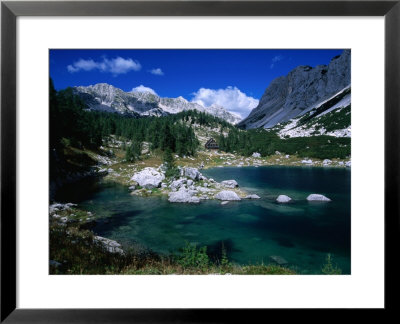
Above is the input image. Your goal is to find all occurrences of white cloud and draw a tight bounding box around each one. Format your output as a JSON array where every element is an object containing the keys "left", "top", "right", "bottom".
[
  {"left": 149, "top": 68, "right": 164, "bottom": 76},
  {"left": 191, "top": 86, "right": 259, "bottom": 119},
  {"left": 67, "top": 57, "right": 141, "bottom": 75},
  {"left": 131, "top": 85, "right": 158, "bottom": 96},
  {"left": 270, "top": 55, "right": 284, "bottom": 69}
]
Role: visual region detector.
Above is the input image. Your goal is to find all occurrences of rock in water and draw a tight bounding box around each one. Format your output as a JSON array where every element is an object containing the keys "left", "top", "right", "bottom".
[
  {"left": 184, "top": 167, "right": 201, "bottom": 181},
  {"left": 245, "top": 194, "right": 261, "bottom": 199},
  {"left": 221, "top": 201, "right": 229, "bottom": 205},
  {"left": 215, "top": 191, "right": 241, "bottom": 201},
  {"left": 306, "top": 194, "right": 331, "bottom": 201},
  {"left": 221, "top": 180, "right": 239, "bottom": 188},
  {"left": 168, "top": 189, "right": 200, "bottom": 203},
  {"left": 131, "top": 167, "right": 165, "bottom": 189},
  {"left": 276, "top": 195, "right": 292, "bottom": 203}
]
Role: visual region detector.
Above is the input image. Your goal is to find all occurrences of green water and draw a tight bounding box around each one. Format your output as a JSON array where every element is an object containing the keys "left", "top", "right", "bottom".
[{"left": 56, "top": 166, "right": 351, "bottom": 274}]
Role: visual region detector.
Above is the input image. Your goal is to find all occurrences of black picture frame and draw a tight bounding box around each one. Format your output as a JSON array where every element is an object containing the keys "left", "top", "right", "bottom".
[{"left": 1, "top": 0, "right": 399, "bottom": 322}]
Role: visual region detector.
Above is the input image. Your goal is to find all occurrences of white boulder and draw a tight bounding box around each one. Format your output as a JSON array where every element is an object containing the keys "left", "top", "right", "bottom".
[
  {"left": 168, "top": 189, "right": 200, "bottom": 203},
  {"left": 131, "top": 167, "right": 165, "bottom": 189},
  {"left": 221, "top": 180, "right": 239, "bottom": 188},
  {"left": 94, "top": 236, "right": 124, "bottom": 254},
  {"left": 306, "top": 194, "right": 331, "bottom": 202},
  {"left": 252, "top": 152, "right": 261, "bottom": 158},
  {"left": 276, "top": 195, "right": 292, "bottom": 203},
  {"left": 345, "top": 161, "right": 351, "bottom": 167},
  {"left": 301, "top": 159, "right": 313, "bottom": 165},
  {"left": 215, "top": 190, "right": 241, "bottom": 201}
]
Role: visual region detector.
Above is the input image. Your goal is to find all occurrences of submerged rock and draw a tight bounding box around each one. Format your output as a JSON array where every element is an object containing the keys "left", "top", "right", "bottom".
[
  {"left": 221, "top": 180, "right": 239, "bottom": 188},
  {"left": 276, "top": 195, "right": 292, "bottom": 203},
  {"left": 306, "top": 194, "right": 331, "bottom": 201},
  {"left": 215, "top": 190, "right": 241, "bottom": 201},
  {"left": 131, "top": 167, "right": 165, "bottom": 189},
  {"left": 270, "top": 255, "right": 288, "bottom": 265},
  {"left": 221, "top": 201, "right": 229, "bottom": 205}
]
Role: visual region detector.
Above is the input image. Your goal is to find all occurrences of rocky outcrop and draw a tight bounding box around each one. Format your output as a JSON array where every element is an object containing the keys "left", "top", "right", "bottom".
[
  {"left": 131, "top": 167, "right": 165, "bottom": 189},
  {"left": 276, "top": 195, "right": 292, "bottom": 203},
  {"left": 221, "top": 180, "right": 239, "bottom": 188},
  {"left": 306, "top": 194, "right": 331, "bottom": 201},
  {"left": 215, "top": 191, "right": 241, "bottom": 201},
  {"left": 168, "top": 188, "right": 200, "bottom": 203},
  {"left": 183, "top": 167, "right": 201, "bottom": 181},
  {"left": 94, "top": 236, "right": 124, "bottom": 254},
  {"left": 238, "top": 50, "right": 351, "bottom": 129}
]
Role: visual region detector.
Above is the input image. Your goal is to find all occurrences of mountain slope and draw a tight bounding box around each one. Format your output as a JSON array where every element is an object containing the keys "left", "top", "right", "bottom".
[
  {"left": 238, "top": 50, "right": 351, "bottom": 129},
  {"left": 74, "top": 83, "right": 242, "bottom": 124},
  {"left": 271, "top": 87, "right": 351, "bottom": 138}
]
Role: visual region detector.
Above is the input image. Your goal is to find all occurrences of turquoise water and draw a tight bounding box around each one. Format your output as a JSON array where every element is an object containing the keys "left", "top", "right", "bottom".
[{"left": 56, "top": 166, "right": 351, "bottom": 274}]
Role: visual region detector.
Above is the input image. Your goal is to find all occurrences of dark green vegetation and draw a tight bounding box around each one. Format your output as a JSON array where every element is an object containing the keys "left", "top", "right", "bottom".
[
  {"left": 218, "top": 128, "right": 350, "bottom": 159},
  {"left": 50, "top": 78, "right": 350, "bottom": 165},
  {"left": 298, "top": 87, "right": 351, "bottom": 125}
]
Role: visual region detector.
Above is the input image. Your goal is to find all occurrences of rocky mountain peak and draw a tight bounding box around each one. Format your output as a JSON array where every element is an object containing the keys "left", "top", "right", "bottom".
[
  {"left": 237, "top": 50, "right": 351, "bottom": 129},
  {"left": 74, "top": 83, "right": 241, "bottom": 124}
]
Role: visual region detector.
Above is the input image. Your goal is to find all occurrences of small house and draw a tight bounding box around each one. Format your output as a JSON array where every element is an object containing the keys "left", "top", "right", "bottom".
[{"left": 205, "top": 138, "right": 219, "bottom": 150}]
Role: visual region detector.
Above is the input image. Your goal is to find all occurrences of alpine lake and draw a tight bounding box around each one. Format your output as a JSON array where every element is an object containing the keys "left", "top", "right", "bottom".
[{"left": 55, "top": 166, "right": 351, "bottom": 274}]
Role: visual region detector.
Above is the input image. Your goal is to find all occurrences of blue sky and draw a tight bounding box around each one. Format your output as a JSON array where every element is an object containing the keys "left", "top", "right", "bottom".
[{"left": 50, "top": 49, "right": 344, "bottom": 118}]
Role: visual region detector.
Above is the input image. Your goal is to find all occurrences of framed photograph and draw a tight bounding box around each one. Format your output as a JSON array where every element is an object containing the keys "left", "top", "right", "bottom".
[{"left": 1, "top": 0, "right": 399, "bottom": 321}]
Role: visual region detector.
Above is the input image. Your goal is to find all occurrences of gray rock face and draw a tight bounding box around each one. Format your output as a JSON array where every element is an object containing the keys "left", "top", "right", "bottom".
[
  {"left": 306, "top": 194, "right": 331, "bottom": 201},
  {"left": 131, "top": 167, "right": 165, "bottom": 189},
  {"left": 74, "top": 83, "right": 240, "bottom": 124},
  {"left": 238, "top": 50, "right": 351, "bottom": 129},
  {"left": 215, "top": 190, "right": 241, "bottom": 201},
  {"left": 276, "top": 195, "right": 292, "bottom": 203},
  {"left": 221, "top": 180, "right": 239, "bottom": 188},
  {"left": 184, "top": 167, "right": 201, "bottom": 181}
]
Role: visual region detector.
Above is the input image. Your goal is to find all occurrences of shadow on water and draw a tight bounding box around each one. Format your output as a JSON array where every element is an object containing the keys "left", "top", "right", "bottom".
[
  {"left": 206, "top": 239, "right": 240, "bottom": 264},
  {"left": 93, "top": 209, "right": 144, "bottom": 238}
]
